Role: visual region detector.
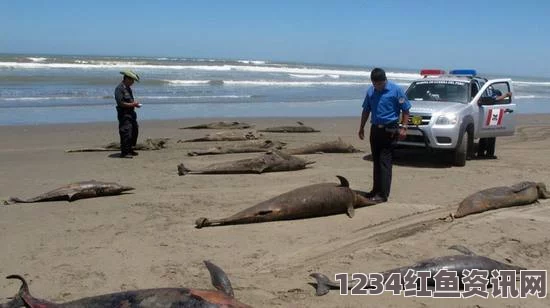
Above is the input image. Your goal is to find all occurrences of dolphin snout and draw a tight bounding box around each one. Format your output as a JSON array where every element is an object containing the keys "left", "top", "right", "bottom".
[{"left": 121, "top": 186, "right": 135, "bottom": 192}]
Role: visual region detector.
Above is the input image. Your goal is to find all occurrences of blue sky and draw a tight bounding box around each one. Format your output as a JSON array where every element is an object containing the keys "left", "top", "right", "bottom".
[{"left": 1, "top": 0, "right": 549, "bottom": 78}]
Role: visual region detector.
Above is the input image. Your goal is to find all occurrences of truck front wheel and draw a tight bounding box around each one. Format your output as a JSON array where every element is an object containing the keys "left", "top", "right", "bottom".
[{"left": 452, "top": 130, "right": 469, "bottom": 167}]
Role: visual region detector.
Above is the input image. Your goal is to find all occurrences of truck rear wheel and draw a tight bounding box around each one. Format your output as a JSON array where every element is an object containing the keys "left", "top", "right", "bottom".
[{"left": 452, "top": 130, "right": 469, "bottom": 167}]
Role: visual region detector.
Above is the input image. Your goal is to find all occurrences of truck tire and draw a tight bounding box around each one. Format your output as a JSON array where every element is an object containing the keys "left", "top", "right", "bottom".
[{"left": 453, "top": 130, "right": 469, "bottom": 167}]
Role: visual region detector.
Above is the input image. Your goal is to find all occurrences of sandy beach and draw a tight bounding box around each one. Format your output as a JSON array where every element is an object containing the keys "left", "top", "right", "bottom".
[{"left": 1, "top": 114, "right": 549, "bottom": 307}]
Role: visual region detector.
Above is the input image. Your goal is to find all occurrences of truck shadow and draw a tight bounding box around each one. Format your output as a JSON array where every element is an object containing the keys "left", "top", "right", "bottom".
[{"left": 363, "top": 147, "right": 453, "bottom": 168}]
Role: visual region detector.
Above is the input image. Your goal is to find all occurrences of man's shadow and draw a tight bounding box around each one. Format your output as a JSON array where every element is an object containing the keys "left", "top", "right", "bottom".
[{"left": 108, "top": 153, "right": 131, "bottom": 159}]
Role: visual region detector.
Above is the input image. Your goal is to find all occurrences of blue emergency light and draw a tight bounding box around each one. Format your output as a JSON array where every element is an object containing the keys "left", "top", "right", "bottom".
[{"left": 449, "top": 69, "right": 477, "bottom": 76}]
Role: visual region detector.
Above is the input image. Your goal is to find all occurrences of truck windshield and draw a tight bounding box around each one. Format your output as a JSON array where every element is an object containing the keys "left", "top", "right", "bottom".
[{"left": 406, "top": 80, "right": 469, "bottom": 104}]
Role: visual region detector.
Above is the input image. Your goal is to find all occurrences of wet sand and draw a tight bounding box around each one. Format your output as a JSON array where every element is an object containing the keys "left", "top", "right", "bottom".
[{"left": 1, "top": 115, "right": 549, "bottom": 307}]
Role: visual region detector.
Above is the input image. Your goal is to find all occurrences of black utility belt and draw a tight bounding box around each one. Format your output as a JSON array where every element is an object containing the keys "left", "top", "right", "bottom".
[{"left": 372, "top": 122, "right": 398, "bottom": 129}]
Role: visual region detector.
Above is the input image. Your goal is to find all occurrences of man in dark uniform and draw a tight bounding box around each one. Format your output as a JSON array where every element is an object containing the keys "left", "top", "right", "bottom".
[
  {"left": 115, "top": 70, "right": 141, "bottom": 158},
  {"left": 358, "top": 68, "right": 411, "bottom": 203},
  {"left": 477, "top": 87, "right": 512, "bottom": 159}
]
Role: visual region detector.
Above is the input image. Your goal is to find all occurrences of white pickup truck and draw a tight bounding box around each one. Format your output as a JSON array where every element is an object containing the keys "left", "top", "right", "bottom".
[{"left": 397, "top": 69, "right": 517, "bottom": 166}]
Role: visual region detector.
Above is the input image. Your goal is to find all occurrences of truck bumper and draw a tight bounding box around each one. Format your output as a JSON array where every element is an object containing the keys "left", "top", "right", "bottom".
[{"left": 397, "top": 126, "right": 461, "bottom": 149}]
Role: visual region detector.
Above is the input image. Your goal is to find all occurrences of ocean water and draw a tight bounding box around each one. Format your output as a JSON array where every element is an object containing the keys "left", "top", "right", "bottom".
[{"left": 1, "top": 53, "right": 549, "bottom": 125}]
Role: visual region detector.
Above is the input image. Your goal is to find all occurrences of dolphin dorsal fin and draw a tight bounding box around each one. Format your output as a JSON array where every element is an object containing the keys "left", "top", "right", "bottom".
[
  {"left": 203, "top": 260, "right": 235, "bottom": 297},
  {"left": 5, "top": 275, "right": 56, "bottom": 307},
  {"left": 336, "top": 175, "right": 349, "bottom": 187}
]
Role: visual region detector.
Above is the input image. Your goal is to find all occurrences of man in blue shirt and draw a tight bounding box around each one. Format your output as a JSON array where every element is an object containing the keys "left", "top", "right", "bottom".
[
  {"left": 477, "top": 87, "right": 512, "bottom": 159},
  {"left": 358, "top": 68, "right": 411, "bottom": 203}
]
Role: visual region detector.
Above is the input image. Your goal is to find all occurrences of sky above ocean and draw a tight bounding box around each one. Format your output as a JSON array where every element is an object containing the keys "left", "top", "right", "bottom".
[{"left": 1, "top": 0, "right": 549, "bottom": 78}]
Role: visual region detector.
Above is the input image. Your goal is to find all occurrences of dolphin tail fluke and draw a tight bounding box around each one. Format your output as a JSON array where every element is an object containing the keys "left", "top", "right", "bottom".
[
  {"left": 204, "top": 260, "right": 235, "bottom": 297},
  {"left": 309, "top": 273, "right": 334, "bottom": 296},
  {"left": 177, "top": 164, "right": 191, "bottom": 176},
  {"left": 4, "top": 197, "right": 27, "bottom": 204}
]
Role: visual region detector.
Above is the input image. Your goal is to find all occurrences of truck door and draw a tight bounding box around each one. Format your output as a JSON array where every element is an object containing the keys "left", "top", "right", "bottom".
[{"left": 475, "top": 79, "right": 516, "bottom": 138}]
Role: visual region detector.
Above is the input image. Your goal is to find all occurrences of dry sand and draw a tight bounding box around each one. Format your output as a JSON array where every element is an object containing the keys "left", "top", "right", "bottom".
[{"left": 1, "top": 115, "right": 549, "bottom": 307}]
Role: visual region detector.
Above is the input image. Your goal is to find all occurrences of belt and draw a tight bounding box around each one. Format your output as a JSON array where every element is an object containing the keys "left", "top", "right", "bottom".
[{"left": 373, "top": 123, "right": 398, "bottom": 128}]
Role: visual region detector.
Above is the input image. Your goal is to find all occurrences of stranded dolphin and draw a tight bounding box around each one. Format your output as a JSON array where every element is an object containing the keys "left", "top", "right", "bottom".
[
  {"left": 3, "top": 180, "right": 134, "bottom": 204},
  {"left": 257, "top": 121, "right": 320, "bottom": 133},
  {"left": 187, "top": 140, "right": 287, "bottom": 156},
  {"left": 65, "top": 138, "right": 169, "bottom": 152},
  {"left": 309, "top": 245, "right": 526, "bottom": 296},
  {"left": 179, "top": 121, "right": 253, "bottom": 130},
  {"left": 178, "top": 150, "right": 314, "bottom": 176},
  {"left": 283, "top": 138, "right": 362, "bottom": 155},
  {"left": 195, "top": 175, "right": 377, "bottom": 228},
  {"left": 0, "top": 261, "right": 252, "bottom": 308},
  {"left": 179, "top": 131, "right": 260, "bottom": 142},
  {"left": 443, "top": 181, "right": 550, "bottom": 221}
]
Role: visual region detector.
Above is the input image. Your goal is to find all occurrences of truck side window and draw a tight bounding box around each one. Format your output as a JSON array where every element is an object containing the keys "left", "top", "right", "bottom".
[
  {"left": 485, "top": 82, "right": 511, "bottom": 104},
  {"left": 470, "top": 83, "right": 479, "bottom": 99}
]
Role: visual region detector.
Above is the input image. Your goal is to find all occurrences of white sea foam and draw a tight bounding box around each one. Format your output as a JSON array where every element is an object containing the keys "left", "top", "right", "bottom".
[
  {"left": 513, "top": 81, "right": 550, "bottom": 86},
  {"left": 164, "top": 79, "right": 411, "bottom": 87},
  {"left": 0, "top": 96, "right": 76, "bottom": 101},
  {"left": 514, "top": 95, "right": 536, "bottom": 99},
  {"left": 27, "top": 57, "right": 47, "bottom": 62},
  {"left": 0, "top": 95, "right": 252, "bottom": 101},
  {"left": 238, "top": 60, "right": 266, "bottom": 65},
  {"left": 142, "top": 95, "right": 252, "bottom": 99},
  {"left": 289, "top": 73, "right": 340, "bottom": 79},
  {"left": 165, "top": 79, "right": 368, "bottom": 86},
  {"left": 0, "top": 61, "right": 419, "bottom": 80}
]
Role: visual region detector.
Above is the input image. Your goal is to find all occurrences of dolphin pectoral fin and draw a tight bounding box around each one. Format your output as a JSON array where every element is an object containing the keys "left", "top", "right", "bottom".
[
  {"left": 203, "top": 260, "right": 235, "bottom": 298},
  {"left": 346, "top": 204, "right": 355, "bottom": 218},
  {"left": 447, "top": 245, "right": 475, "bottom": 256}
]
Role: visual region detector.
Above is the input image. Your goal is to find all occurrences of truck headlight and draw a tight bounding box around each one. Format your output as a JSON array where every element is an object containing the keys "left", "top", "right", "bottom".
[{"left": 435, "top": 113, "right": 458, "bottom": 125}]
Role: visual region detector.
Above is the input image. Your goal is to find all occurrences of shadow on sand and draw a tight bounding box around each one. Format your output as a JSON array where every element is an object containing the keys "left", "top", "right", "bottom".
[
  {"left": 108, "top": 153, "right": 134, "bottom": 159},
  {"left": 362, "top": 147, "right": 453, "bottom": 169}
]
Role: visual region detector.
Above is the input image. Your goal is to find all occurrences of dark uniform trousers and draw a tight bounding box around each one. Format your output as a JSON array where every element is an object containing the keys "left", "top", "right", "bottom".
[
  {"left": 477, "top": 137, "right": 496, "bottom": 157},
  {"left": 369, "top": 123, "right": 398, "bottom": 199},
  {"left": 117, "top": 107, "right": 139, "bottom": 155}
]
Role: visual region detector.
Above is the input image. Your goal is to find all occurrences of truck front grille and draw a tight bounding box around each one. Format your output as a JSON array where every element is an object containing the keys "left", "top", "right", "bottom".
[{"left": 407, "top": 115, "right": 431, "bottom": 126}]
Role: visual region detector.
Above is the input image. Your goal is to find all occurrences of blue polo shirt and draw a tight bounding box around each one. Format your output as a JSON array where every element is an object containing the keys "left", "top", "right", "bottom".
[{"left": 362, "top": 81, "right": 411, "bottom": 125}]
